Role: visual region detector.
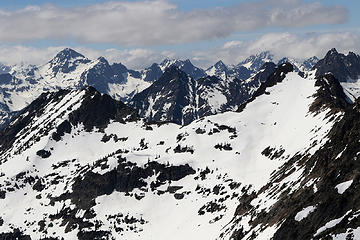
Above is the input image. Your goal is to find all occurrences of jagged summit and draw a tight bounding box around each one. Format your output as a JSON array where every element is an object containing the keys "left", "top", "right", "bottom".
[
  {"left": 205, "top": 60, "right": 229, "bottom": 79},
  {"left": 328, "top": 47, "right": 339, "bottom": 55},
  {"left": 47, "top": 48, "right": 90, "bottom": 76},
  {"left": 314, "top": 48, "right": 360, "bottom": 82},
  {"left": 239, "top": 51, "right": 274, "bottom": 71},
  {"left": 214, "top": 60, "right": 227, "bottom": 69},
  {"left": 302, "top": 56, "right": 319, "bottom": 70},
  {"left": 50, "top": 48, "right": 87, "bottom": 63}
]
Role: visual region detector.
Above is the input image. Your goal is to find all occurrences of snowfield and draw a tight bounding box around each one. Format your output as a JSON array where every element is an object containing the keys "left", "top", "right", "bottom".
[{"left": 0, "top": 69, "right": 342, "bottom": 239}]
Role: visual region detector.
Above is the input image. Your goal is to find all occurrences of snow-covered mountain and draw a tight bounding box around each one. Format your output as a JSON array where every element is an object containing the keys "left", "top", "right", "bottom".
[
  {"left": 1, "top": 48, "right": 360, "bottom": 239},
  {"left": 0, "top": 48, "right": 153, "bottom": 127},
  {"left": 0, "top": 49, "right": 223, "bottom": 129},
  {"left": 131, "top": 62, "right": 277, "bottom": 125},
  {"left": 0, "top": 48, "right": 318, "bottom": 129},
  {"left": 3, "top": 47, "right": 360, "bottom": 239},
  {"left": 0, "top": 62, "right": 338, "bottom": 239},
  {"left": 141, "top": 58, "right": 206, "bottom": 82},
  {"left": 205, "top": 60, "right": 251, "bottom": 81},
  {"left": 206, "top": 51, "right": 319, "bottom": 81},
  {"left": 239, "top": 51, "right": 275, "bottom": 72},
  {"left": 314, "top": 49, "right": 360, "bottom": 103}
]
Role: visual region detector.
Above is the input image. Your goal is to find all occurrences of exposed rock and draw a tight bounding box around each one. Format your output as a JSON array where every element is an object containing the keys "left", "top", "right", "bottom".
[{"left": 314, "top": 48, "right": 360, "bottom": 82}]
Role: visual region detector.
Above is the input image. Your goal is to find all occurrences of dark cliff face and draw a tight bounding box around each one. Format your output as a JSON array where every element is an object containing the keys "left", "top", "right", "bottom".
[
  {"left": 179, "top": 59, "right": 207, "bottom": 80},
  {"left": 309, "top": 73, "right": 349, "bottom": 113},
  {"left": 142, "top": 63, "right": 163, "bottom": 82},
  {"left": 69, "top": 87, "right": 138, "bottom": 131},
  {"left": 0, "top": 73, "right": 12, "bottom": 85},
  {"left": 131, "top": 66, "right": 197, "bottom": 125},
  {"left": 314, "top": 48, "right": 360, "bottom": 82}
]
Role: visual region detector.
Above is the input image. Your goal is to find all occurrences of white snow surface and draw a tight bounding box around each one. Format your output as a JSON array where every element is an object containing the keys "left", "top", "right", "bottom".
[
  {"left": 295, "top": 205, "right": 317, "bottom": 221},
  {"left": 340, "top": 78, "right": 360, "bottom": 103},
  {"left": 335, "top": 180, "right": 353, "bottom": 194},
  {"left": 314, "top": 211, "right": 352, "bottom": 237},
  {"left": 333, "top": 227, "right": 360, "bottom": 240},
  {"left": 0, "top": 72, "right": 342, "bottom": 239}
]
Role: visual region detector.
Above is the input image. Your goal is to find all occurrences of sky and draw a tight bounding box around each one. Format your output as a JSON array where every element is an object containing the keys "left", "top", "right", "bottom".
[{"left": 0, "top": 0, "right": 359, "bottom": 69}]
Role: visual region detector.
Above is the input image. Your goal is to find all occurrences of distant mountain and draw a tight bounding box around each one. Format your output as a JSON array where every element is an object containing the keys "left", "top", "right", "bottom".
[
  {"left": 206, "top": 60, "right": 229, "bottom": 79},
  {"left": 206, "top": 51, "right": 318, "bottom": 81},
  {"left": 2, "top": 53, "right": 359, "bottom": 239},
  {"left": 205, "top": 60, "right": 252, "bottom": 81},
  {"left": 0, "top": 48, "right": 152, "bottom": 128},
  {"left": 276, "top": 56, "right": 318, "bottom": 72},
  {"left": 0, "top": 48, "right": 322, "bottom": 129},
  {"left": 239, "top": 51, "right": 274, "bottom": 72},
  {"left": 131, "top": 62, "right": 277, "bottom": 125},
  {"left": 313, "top": 48, "right": 360, "bottom": 103},
  {"left": 142, "top": 58, "right": 207, "bottom": 82},
  {"left": 302, "top": 56, "right": 320, "bottom": 70},
  {"left": 314, "top": 48, "right": 360, "bottom": 82}
]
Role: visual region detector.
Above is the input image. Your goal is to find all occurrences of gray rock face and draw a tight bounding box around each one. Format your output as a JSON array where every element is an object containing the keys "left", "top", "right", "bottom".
[
  {"left": 131, "top": 66, "right": 197, "bottom": 125},
  {"left": 314, "top": 48, "right": 360, "bottom": 82}
]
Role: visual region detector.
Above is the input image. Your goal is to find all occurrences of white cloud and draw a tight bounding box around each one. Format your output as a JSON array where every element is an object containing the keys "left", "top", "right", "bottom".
[
  {"left": 0, "top": 31, "right": 359, "bottom": 70},
  {"left": 191, "top": 31, "right": 360, "bottom": 67},
  {"left": 0, "top": 46, "right": 65, "bottom": 66},
  {"left": 0, "top": 45, "right": 176, "bottom": 69},
  {"left": 246, "top": 32, "right": 360, "bottom": 60},
  {"left": 0, "top": 0, "right": 348, "bottom": 46}
]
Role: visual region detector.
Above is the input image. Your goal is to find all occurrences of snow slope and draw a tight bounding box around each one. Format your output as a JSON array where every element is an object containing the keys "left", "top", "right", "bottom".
[{"left": 0, "top": 68, "right": 340, "bottom": 239}]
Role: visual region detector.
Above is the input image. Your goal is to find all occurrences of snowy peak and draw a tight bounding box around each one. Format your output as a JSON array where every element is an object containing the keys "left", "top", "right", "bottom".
[
  {"left": 314, "top": 48, "right": 360, "bottom": 82},
  {"left": 205, "top": 60, "right": 229, "bottom": 79},
  {"left": 214, "top": 60, "right": 227, "bottom": 70},
  {"left": 46, "top": 48, "right": 91, "bottom": 77},
  {"left": 239, "top": 51, "right": 274, "bottom": 71},
  {"left": 51, "top": 48, "right": 86, "bottom": 61},
  {"left": 302, "top": 56, "right": 319, "bottom": 70},
  {"left": 159, "top": 58, "right": 206, "bottom": 80},
  {"left": 48, "top": 48, "right": 89, "bottom": 67}
]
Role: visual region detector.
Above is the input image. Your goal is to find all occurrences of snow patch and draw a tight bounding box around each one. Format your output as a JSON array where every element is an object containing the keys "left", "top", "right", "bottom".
[
  {"left": 295, "top": 205, "right": 317, "bottom": 221},
  {"left": 314, "top": 211, "right": 352, "bottom": 237},
  {"left": 335, "top": 180, "right": 353, "bottom": 194}
]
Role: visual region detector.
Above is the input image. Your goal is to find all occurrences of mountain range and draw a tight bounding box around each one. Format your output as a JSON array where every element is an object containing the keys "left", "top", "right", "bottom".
[
  {"left": 1, "top": 48, "right": 360, "bottom": 239},
  {"left": 0, "top": 48, "right": 318, "bottom": 127}
]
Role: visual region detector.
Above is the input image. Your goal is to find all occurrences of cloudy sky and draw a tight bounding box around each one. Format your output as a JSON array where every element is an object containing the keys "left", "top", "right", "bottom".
[{"left": 0, "top": 0, "right": 359, "bottom": 69}]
